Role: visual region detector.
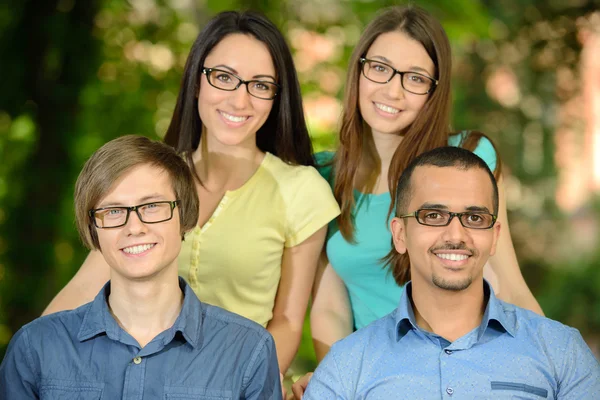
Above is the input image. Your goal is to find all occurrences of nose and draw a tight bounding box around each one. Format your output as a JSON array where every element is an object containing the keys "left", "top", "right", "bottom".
[
  {"left": 229, "top": 84, "right": 252, "bottom": 109},
  {"left": 384, "top": 73, "right": 405, "bottom": 99},
  {"left": 440, "top": 215, "right": 469, "bottom": 244},
  {"left": 124, "top": 210, "right": 147, "bottom": 236}
]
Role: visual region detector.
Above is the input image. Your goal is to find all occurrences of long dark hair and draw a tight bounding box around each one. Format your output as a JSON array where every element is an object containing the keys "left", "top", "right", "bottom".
[{"left": 164, "top": 11, "right": 314, "bottom": 175}]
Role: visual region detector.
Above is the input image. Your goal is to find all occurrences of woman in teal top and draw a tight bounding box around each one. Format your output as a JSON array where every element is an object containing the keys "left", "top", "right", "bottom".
[
  {"left": 315, "top": 134, "right": 497, "bottom": 330},
  {"left": 309, "top": 5, "right": 543, "bottom": 362}
]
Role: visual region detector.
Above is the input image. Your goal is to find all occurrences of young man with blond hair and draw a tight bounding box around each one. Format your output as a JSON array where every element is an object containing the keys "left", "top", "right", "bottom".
[{"left": 0, "top": 135, "right": 281, "bottom": 399}]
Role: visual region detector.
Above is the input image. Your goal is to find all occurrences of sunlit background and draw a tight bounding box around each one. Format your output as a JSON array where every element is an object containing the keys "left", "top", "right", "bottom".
[{"left": 1, "top": 0, "right": 599, "bottom": 373}]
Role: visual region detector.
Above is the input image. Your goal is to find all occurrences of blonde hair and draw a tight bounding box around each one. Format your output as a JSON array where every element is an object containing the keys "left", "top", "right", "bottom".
[{"left": 74, "top": 135, "right": 199, "bottom": 250}]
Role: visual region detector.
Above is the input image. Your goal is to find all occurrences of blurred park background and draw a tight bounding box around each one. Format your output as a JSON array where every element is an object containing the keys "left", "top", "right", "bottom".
[{"left": 1, "top": 0, "right": 599, "bottom": 373}]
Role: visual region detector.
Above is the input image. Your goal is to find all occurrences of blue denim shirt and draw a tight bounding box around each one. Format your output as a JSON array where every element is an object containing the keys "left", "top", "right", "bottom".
[
  {"left": 305, "top": 281, "right": 600, "bottom": 399},
  {"left": 0, "top": 278, "right": 281, "bottom": 399}
]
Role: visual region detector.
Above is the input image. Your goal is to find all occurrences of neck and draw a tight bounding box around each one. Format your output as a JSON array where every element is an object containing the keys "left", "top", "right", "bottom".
[
  {"left": 108, "top": 271, "right": 184, "bottom": 348},
  {"left": 193, "top": 135, "right": 264, "bottom": 191},
  {"left": 409, "top": 279, "right": 486, "bottom": 342},
  {"left": 357, "top": 129, "right": 403, "bottom": 194},
  {"left": 370, "top": 130, "right": 403, "bottom": 168}
]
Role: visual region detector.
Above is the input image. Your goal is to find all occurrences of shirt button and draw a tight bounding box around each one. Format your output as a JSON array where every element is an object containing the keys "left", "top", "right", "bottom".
[
  {"left": 133, "top": 356, "right": 142, "bottom": 364},
  {"left": 444, "top": 349, "right": 453, "bottom": 355},
  {"left": 446, "top": 387, "right": 454, "bottom": 395}
]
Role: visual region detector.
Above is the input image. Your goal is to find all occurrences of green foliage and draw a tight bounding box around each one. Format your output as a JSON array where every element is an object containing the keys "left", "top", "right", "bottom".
[{"left": 1, "top": 0, "right": 599, "bottom": 366}]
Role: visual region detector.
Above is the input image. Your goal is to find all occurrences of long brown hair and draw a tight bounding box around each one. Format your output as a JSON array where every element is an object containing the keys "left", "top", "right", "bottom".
[
  {"left": 330, "top": 5, "right": 502, "bottom": 284},
  {"left": 333, "top": 5, "right": 453, "bottom": 242}
]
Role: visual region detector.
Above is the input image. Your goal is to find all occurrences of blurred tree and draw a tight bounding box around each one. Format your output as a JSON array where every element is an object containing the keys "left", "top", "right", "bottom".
[
  {"left": 1, "top": 0, "right": 598, "bottom": 364},
  {"left": 0, "top": 0, "right": 101, "bottom": 357}
]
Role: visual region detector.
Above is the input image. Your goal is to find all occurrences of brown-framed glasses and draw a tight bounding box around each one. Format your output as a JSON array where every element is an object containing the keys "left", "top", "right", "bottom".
[{"left": 399, "top": 209, "right": 497, "bottom": 229}]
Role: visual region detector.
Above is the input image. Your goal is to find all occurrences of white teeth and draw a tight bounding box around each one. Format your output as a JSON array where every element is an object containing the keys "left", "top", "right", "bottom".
[
  {"left": 123, "top": 244, "right": 155, "bottom": 255},
  {"left": 220, "top": 111, "right": 248, "bottom": 123},
  {"left": 375, "top": 102, "right": 400, "bottom": 114},
  {"left": 436, "top": 253, "right": 469, "bottom": 261}
]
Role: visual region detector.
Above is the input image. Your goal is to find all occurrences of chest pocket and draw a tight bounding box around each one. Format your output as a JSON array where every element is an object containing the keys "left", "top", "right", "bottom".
[
  {"left": 164, "top": 386, "right": 232, "bottom": 400},
  {"left": 40, "top": 380, "right": 104, "bottom": 400},
  {"left": 491, "top": 381, "right": 549, "bottom": 399}
]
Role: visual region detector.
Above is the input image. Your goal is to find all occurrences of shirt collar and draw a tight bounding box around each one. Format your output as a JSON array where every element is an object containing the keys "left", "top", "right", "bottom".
[
  {"left": 77, "top": 277, "right": 204, "bottom": 349},
  {"left": 395, "top": 280, "right": 516, "bottom": 342}
]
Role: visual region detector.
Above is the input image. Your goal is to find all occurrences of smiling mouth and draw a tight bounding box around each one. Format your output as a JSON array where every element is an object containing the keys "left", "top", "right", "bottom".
[
  {"left": 374, "top": 102, "right": 401, "bottom": 114},
  {"left": 219, "top": 110, "right": 249, "bottom": 123},
  {"left": 435, "top": 253, "right": 470, "bottom": 262},
  {"left": 122, "top": 243, "right": 155, "bottom": 255}
]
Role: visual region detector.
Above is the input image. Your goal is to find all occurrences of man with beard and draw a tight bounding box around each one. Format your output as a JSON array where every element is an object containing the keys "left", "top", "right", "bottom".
[{"left": 302, "top": 146, "right": 599, "bottom": 399}]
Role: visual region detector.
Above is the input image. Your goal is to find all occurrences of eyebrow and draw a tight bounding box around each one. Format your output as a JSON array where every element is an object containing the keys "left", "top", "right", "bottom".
[
  {"left": 368, "top": 56, "right": 433, "bottom": 76},
  {"left": 210, "top": 64, "right": 276, "bottom": 82},
  {"left": 97, "top": 194, "right": 167, "bottom": 208},
  {"left": 419, "top": 203, "right": 492, "bottom": 213},
  {"left": 464, "top": 205, "right": 492, "bottom": 213}
]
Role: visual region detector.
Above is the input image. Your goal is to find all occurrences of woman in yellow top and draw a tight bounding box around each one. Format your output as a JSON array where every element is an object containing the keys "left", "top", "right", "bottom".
[{"left": 43, "top": 11, "right": 340, "bottom": 375}]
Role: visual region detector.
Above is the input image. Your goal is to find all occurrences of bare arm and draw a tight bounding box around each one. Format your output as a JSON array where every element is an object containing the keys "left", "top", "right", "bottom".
[
  {"left": 488, "top": 175, "right": 544, "bottom": 315},
  {"left": 266, "top": 226, "right": 326, "bottom": 374},
  {"left": 42, "top": 250, "right": 110, "bottom": 315},
  {"left": 309, "top": 251, "right": 353, "bottom": 362}
]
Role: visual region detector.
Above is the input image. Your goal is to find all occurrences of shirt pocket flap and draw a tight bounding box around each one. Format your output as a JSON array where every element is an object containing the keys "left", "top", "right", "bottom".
[
  {"left": 40, "top": 379, "right": 104, "bottom": 400},
  {"left": 164, "top": 386, "right": 232, "bottom": 399},
  {"left": 491, "top": 381, "right": 549, "bottom": 398}
]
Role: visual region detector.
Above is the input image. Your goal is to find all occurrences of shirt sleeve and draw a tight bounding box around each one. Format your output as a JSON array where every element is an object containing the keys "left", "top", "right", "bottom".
[
  {"left": 449, "top": 132, "right": 498, "bottom": 173},
  {"left": 471, "top": 135, "right": 497, "bottom": 173},
  {"left": 303, "top": 346, "right": 348, "bottom": 400},
  {"left": 0, "top": 327, "right": 39, "bottom": 399},
  {"left": 242, "top": 333, "right": 281, "bottom": 400},
  {"left": 284, "top": 166, "right": 340, "bottom": 248},
  {"left": 556, "top": 328, "right": 600, "bottom": 399},
  {"left": 314, "top": 151, "right": 335, "bottom": 185}
]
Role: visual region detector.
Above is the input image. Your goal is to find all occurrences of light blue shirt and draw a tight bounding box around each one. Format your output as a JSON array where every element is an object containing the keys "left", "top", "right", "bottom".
[
  {"left": 0, "top": 278, "right": 281, "bottom": 399},
  {"left": 316, "top": 133, "right": 498, "bottom": 329},
  {"left": 304, "top": 281, "right": 600, "bottom": 399}
]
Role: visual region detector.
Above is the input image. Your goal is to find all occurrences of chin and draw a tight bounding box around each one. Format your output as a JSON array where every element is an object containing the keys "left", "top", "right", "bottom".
[{"left": 432, "top": 275, "right": 473, "bottom": 292}]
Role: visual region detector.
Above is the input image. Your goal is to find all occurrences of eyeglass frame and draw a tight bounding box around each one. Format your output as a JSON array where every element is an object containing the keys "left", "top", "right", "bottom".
[
  {"left": 89, "top": 200, "right": 180, "bottom": 229},
  {"left": 201, "top": 67, "right": 281, "bottom": 100},
  {"left": 359, "top": 57, "right": 439, "bottom": 95},
  {"left": 399, "top": 208, "right": 497, "bottom": 230}
]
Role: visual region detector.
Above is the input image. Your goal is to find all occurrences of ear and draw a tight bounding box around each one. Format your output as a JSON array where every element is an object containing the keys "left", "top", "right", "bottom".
[
  {"left": 390, "top": 217, "right": 408, "bottom": 255},
  {"left": 489, "top": 220, "right": 501, "bottom": 256}
]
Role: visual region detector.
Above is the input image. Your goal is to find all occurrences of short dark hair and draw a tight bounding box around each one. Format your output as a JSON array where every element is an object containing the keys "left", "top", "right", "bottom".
[
  {"left": 385, "top": 146, "right": 499, "bottom": 285},
  {"left": 395, "top": 146, "right": 499, "bottom": 216},
  {"left": 74, "top": 135, "right": 199, "bottom": 250},
  {"left": 164, "top": 10, "right": 314, "bottom": 173}
]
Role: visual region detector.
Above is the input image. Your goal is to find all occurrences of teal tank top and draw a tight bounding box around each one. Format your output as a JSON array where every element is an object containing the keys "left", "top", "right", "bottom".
[{"left": 316, "top": 133, "right": 497, "bottom": 329}]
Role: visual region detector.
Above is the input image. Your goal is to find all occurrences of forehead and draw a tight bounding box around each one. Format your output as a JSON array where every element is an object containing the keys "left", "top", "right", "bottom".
[
  {"left": 366, "top": 31, "right": 434, "bottom": 75},
  {"left": 204, "top": 33, "right": 275, "bottom": 77},
  {"left": 407, "top": 166, "right": 494, "bottom": 211},
  {"left": 97, "top": 164, "right": 175, "bottom": 207}
]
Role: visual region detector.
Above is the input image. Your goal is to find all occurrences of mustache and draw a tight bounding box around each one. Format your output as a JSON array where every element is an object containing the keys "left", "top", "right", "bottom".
[{"left": 430, "top": 242, "right": 477, "bottom": 256}]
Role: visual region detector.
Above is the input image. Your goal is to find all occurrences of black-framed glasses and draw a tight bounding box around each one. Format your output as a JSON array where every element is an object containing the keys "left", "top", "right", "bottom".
[
  {"left": 202, "top": 67, "right": 280, "bottom": 100},
  {"left": 399, "top": 209, "right": 497, "bottom": 229},
  {"left": 359, "top": 58, "right": 438, "bottom": 95},
  {"left": 89, "top": 200, "right": 180, "bottom": 229}
]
